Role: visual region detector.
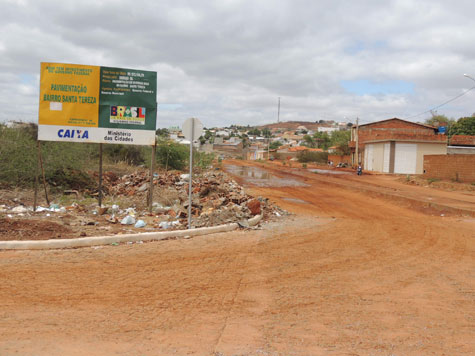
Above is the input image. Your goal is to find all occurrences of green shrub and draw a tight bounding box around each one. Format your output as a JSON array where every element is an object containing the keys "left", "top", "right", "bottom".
[
  {"left": 152, "top": 139, "right": 189, "bottom": 171},
  {"left": 0, "top": 125, "right": 96, "bottom": 188},
  {"left": 194, "top": 151, "right": 215, "bottom": 170},
  {"left": 297, "top": 150, "right": 328, "bottom": 163},
  {"left": 0, "top": 125, "right": 37, "bottom": 186},
  {"left": 103, "top": 144, "right": 146, "bottom": 165},
  {"left": 47, "top": 168, "right": 96, "bottom": 191}
]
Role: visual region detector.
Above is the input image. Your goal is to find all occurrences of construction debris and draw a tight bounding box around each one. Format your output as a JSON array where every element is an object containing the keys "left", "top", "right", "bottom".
[{"left": 0, "top": 169, "right": 289, "bottom": 240}]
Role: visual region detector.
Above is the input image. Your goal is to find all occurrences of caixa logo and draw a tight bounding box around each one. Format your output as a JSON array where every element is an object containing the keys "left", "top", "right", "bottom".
[{"left": 57, "top": 129, "right": 89, "bottom": 139}]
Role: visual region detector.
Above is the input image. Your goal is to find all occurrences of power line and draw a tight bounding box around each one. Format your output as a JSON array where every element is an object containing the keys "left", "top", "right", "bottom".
[{"left": 404, "top": 85, "right": 475, "bottom": 120}]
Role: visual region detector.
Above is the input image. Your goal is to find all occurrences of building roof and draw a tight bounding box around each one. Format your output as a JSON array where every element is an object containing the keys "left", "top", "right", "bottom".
[
  {"left": 288, "top": 146, "right": 323, "bottom": 152},
  {"left": 358, "top": 118, "right": 437, "bottom": 130}
]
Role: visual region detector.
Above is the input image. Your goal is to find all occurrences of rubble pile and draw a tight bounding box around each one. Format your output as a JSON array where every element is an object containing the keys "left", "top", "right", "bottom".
[
  {"left": 99, "top": 170, "right": 288, "bottom": 228},
  {"left": 1, "top": 170, "right": 289, "bottom": 237}
]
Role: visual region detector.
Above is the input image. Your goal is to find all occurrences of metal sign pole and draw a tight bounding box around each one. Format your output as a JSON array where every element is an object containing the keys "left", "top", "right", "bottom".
[
  {"left": 148, "top": 139, "right": 156, "bottom": 212},
  {"left": 38, "top": 141, "right": 50, "bottom": 206},
  {"left": 33, "top": 140, "right": 40, "bottom": 211},
  {"left": 188, "top": 119, "right": 195, "bottom": 229},
  {"left": 98, "top": 143, "right": 103, "bottom": 207}
]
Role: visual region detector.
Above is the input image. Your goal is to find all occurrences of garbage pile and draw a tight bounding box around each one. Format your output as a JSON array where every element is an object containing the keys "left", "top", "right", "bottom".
[
  {"left": 98, "top": 170, "right": 289, "bottom": 229},
  {"left": 1, "top": 170, "right": 288, "bottom": 234}
]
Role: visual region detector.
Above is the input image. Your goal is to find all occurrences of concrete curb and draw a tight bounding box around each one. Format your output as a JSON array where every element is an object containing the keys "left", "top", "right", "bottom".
[{"left": 0, "top": 214, "right": 263, "bottom": 251}]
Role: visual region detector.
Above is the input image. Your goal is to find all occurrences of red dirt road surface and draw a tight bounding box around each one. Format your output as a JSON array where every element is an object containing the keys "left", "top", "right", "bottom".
[{"left": 1, "top": 160, "right": 474, "bottom": 355}]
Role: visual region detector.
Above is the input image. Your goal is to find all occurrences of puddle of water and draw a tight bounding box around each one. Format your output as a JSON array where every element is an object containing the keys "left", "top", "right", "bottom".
[
  {"left": 310, "top": 169, "right": 352, "bottom": 175},
  {"left": 225, "top": 165, "right": 308, "bottom": 187},
  {"left": 281, "top": 197, "right": 309, "bottom": 204}
]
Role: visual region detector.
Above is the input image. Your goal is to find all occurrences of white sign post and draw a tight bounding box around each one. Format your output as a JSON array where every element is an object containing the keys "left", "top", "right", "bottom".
[{"left": 182, "top": 118, "right": 203, "bottom": 229}]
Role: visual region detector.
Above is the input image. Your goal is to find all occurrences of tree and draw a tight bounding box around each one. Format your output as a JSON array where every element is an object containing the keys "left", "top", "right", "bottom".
[
  {"left": 240, "top": 134, "right": 250, "bottom": 148},
  {"left": 424, "top": 114, "right": 454, "bottom": 128},
  {"left": 248, "top": 128, "right": 261, "bottom": 136},
  {"left": 329, "top": 130, "right": 351, "bottom": 155},
  {"left": 262, "top": 128, "right": 272, "bottom": 138},
  {"left": 302, "top": 134, "right": 316, "bottom": 148},
  {"left": 156, "top": 128, "right": 169, "bottom": 138},
  {"left": 329, "top": 130, "right": 350, "bottom": 147},
  {"left": 313, "top": 132, "right": 331, "bottom": 149},
  {"left": 155, "top": 139, "right": 188, "bottom": 171},
  {"left": 204, "top": 130, "right": 213, "bottom": 140},
  {"left": 269, "top": 140, "right": 283, "bottom": 150},
  {"left": 449, "top": 116, "right": 475, "bottom": 136}
]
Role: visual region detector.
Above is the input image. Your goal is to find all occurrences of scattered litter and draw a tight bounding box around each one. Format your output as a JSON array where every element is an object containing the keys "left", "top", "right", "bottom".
[
  {"left": 159, "top": 221, "right": 171, "bottom": 229},
  {"left": 106, "top": 214, "right": 119, "bottom": 224},
  {"left": 11, "top": 206, "right": 28, "bottom": 213},
  {"left": 111, "top": 242, "right": 119, "bottom": 246},
  {"left": 125, "top": 208, "right": 136, "bottom": 216},
  {"left": 121, "top": 215, "right": 136, "bottom": 225},
  {"left": 64, "top": 189, "right": 79, "bottom": 196},
  {"left": 137, "top": 183, "right": 149, "bottom": 192},
  {"left": 134, "top": 220, "right": 146, "bottom": 228},
  {"left": 98, "top": 206, "right": 108, "bottom": 215}
]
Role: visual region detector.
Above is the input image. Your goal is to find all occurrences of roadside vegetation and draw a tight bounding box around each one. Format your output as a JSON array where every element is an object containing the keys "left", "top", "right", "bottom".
[
  {"left": 296, "top": 150, "right": 329, "bottom": 164},
  {"left": 301, "top": 130, "right": 351, "bottom": 154},
  {"left": 424, "top": 114, "right": 475, "bottom": 136},
  {"left": 0, "top": 123, "right": 214, "bottom": 190}
]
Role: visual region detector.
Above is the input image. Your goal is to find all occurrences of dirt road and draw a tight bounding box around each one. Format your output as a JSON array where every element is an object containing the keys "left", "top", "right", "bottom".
[{"left": 1, "top": 161, "right": 473, "bottom": 355}]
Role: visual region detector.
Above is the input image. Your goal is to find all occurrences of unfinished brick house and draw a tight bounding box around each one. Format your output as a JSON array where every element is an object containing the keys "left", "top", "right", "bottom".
[{"left": 350, "top": 118, "right": 447, "bottom": 174}]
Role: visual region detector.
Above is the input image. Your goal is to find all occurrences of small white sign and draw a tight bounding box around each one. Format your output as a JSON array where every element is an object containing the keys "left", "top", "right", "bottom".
[
  {"left": 50, "top": 102, "right": 62, "bottom": 111},
  {"left": 182, "top": 117, "right": 203, "bottom": 141}
]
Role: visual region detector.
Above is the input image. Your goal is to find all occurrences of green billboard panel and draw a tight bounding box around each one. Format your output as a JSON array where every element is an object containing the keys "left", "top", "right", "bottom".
[{"left": 98, "top": 66, "right": 157, "bottom": 131}]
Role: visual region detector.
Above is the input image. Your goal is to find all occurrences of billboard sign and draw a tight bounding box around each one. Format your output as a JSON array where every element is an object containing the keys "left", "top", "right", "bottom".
[{"left": 38, "top": 62, "right": 157, "bottom": 145}]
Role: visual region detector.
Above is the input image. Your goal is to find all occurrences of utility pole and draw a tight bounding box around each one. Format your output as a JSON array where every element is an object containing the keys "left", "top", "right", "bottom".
[
  {"left": 355, "top": 117, "right": 359, "bottom": 166},
  {"left": 277, "top": 97, "right": 280, "bottom": 123}
]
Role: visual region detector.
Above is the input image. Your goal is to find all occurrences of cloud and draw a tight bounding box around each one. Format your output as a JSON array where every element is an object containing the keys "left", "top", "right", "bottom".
[
  {"left": 341, "top": 80, "right": 414, "bottom": 95},
  {"left": 1, "top": 0, "right": 475, "bottom": 129}
]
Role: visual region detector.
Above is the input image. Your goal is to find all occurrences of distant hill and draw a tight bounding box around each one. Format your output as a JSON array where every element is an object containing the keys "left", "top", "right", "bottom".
[{"left": 258, "top": 121, "right": 331, "bottom": 131}]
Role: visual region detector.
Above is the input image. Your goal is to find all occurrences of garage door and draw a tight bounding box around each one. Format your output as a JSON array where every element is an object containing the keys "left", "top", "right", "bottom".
[
  {"left": 365, "top": 144, "right": 374, "bottom": 171},
  {"left": 394, "top": 143, "right": 417, "bottom": 174},
  {"left": 383, "top": 143, "right": 390, "bottom": 173}
]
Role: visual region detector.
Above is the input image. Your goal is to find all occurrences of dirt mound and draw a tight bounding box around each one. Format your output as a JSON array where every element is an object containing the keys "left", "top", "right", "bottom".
[{"left": 0, "top": 218, "right": 74, "bottom": 241}]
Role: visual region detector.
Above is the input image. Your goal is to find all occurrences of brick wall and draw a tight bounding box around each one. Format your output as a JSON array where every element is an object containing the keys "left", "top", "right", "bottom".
[
  {"left": 450, "top": 135, "right": 475, "bottom": 146},
  {"left": 423, "top": 154, "right": 475, "bottom": 183},
  {"left": 328, "top": 154, "right": 351, "bottom": 165}
]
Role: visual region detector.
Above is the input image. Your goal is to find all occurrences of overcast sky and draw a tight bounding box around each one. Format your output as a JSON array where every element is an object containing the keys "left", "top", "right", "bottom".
[{"left": 2, "top": 0, "right": 475, "bottom": 128}]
